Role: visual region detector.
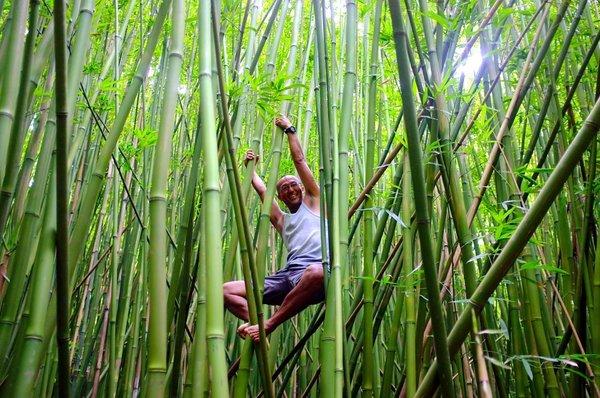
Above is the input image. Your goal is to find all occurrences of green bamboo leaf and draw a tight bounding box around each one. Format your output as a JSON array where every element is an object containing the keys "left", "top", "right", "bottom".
[
  {"left": 522, "top": 358, "right": 534, "bottom": 380},
  {"left": 382, "top": 208, "right": 406, "bottom": 227},
  {"left": 520, "top": 260, "right": 569, "bottom": 275},
  {"left": 421, "top": 10, "right": 452, "bottom": 29}
]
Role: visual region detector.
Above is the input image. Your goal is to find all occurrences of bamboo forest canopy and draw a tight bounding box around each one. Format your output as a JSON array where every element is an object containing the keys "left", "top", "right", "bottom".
[{"left": 0, "top": 0, "right": 599, "bottom": 396}]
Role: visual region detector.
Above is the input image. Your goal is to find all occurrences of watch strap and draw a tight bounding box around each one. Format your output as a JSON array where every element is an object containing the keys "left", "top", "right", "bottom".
[{"left": 283, "top": 125, "right": 297, "bottom": 134}]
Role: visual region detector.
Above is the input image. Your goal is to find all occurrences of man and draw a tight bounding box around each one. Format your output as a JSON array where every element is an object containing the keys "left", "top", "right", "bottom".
[{"left": 223, "top": 116, "right": 325, "bottom": 342}]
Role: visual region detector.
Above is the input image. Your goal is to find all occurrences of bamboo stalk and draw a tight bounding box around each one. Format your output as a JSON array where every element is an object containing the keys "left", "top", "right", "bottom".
[
  {"left": 198, "top": 0, "right": 228, "bottom": 394},
  {"left": 53, "top": 0, "right": 71, "bottom": 394},
  {"left": 361, "top": 2, "right": 383, "bottom": 396},
  {"left": 0, "top": 0, "right": 29, "bottom": 183},
  {"left": 146, "top": 0, "right": 185, "bottom": 394},
  {"left": 0, "top": 0, "right": 40, "bottom": 237}
]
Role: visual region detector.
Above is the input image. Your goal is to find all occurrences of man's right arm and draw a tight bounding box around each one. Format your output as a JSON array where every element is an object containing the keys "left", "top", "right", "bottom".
[
  {"left": 245, "top": 150, "right": 284, "bottom": 232},
  {"left": 251, "top": 171, "right": 267, "bottom": 200}
]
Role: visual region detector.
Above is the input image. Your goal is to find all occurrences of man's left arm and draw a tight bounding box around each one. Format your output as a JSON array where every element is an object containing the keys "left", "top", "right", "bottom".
[{"left": 276, "top": 117, "right": 320, "bottom": 201}]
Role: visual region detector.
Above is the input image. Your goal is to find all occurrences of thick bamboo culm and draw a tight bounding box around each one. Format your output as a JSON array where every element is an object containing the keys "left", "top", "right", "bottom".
[{"left": 0, "top": 0, "right": 598, "bottom": 397}]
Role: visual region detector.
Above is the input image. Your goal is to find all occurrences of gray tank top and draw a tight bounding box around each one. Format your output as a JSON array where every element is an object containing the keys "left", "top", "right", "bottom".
[{"left": 281, "top": 202, "right": 322, "bottom": 268}]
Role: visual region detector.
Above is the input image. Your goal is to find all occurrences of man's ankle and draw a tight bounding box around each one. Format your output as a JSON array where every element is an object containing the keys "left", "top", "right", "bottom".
[{"left": 264, "top": 319, "right": 277, "bottom": 334}]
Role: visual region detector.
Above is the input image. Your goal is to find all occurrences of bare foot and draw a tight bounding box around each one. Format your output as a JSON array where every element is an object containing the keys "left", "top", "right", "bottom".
[
  {"left": 237, "top": 322, "right": 250, "bottom": 338},
  {"left": 245, "top": 322, "right": 274, "bottom": 343}
]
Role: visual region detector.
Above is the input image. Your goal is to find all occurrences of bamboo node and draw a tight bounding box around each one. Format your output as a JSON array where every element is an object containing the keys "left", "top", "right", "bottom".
[
  {"left": 0, "top": 110, "right": 15, "bottom": 120},
  {"left": 468, "top": 298, "right": 484, "bottom": 311}
]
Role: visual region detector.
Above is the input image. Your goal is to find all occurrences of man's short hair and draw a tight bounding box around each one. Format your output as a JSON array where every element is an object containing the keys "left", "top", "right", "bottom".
[{"left": 276, "top": 175, "right": 302, "bottom": 193}]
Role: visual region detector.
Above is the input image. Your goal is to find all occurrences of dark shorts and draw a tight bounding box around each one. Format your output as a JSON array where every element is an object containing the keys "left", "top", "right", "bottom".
[{"left": 263, "top": 264, "right": 325, "bottom": 305}]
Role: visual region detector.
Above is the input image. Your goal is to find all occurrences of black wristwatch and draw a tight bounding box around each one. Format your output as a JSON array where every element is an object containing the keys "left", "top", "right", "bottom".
[{"left": 283, "top": 125, "right": 297, "bottom": 135}]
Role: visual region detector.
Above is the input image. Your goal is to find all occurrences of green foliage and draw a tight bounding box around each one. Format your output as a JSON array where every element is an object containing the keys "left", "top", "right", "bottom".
[
  {"left": 83, "top": 60, "right": 103, "bottom": 75},
  {"left": 2, "top": 0, "right": 599, "bottom": 396},
  {"left": 120, "top": 127, "right": 158, "bottom": 160},
  {"left": 248, "top": 72, "right": 305, "bottom": 121}
]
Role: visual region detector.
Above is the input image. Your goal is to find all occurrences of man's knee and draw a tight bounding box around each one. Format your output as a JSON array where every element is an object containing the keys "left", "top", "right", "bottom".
[
  {"left": 303, "top": 264, "right": 324, "bottom": 284},
  {"left": 223, "top": 281, "right": 233, "bottom": 296},
  {"left": 223, "top": 280, "right": 246, "bottom": 297},
  {"left": 303, "top": 265, "right": 325, "bottom": 304}
]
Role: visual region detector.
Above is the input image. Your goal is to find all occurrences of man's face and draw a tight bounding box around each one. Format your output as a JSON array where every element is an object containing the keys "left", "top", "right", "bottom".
[{"left": 277, "top": 176, "right": 303, "bottom": 209}]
